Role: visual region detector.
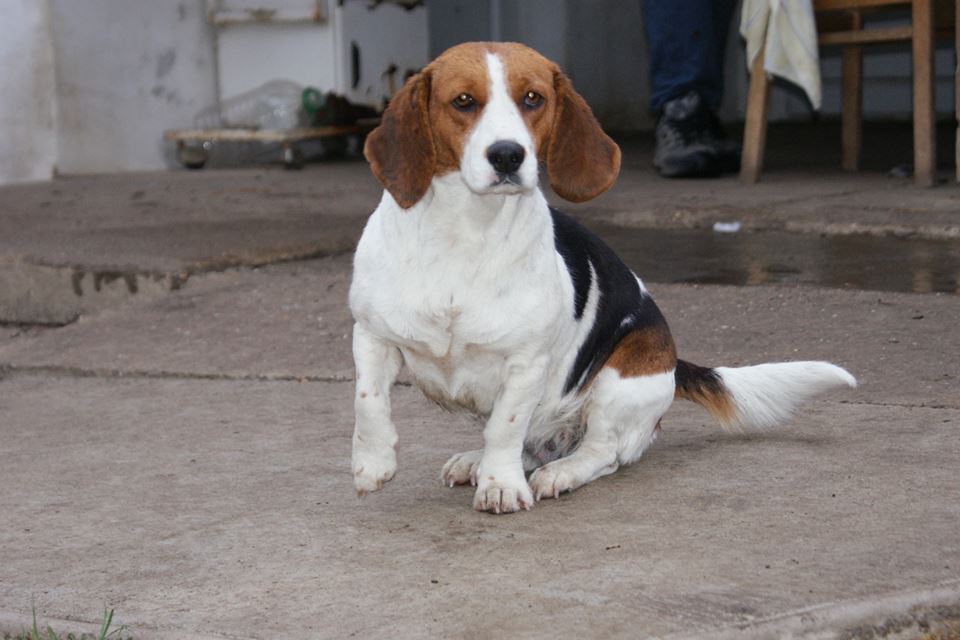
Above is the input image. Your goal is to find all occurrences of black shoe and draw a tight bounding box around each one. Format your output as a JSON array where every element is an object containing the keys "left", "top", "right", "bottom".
[
  {"left": 654, "top": 92, "right": 739, "bottom": 178},
  {"left": 700, "top": 103, "right": 742, "bottom": 174}
]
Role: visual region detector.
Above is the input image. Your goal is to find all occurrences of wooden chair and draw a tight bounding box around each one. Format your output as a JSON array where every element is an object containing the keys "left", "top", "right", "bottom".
[{"left": 740, "top": 0, "right": 957, "bottom": 187}]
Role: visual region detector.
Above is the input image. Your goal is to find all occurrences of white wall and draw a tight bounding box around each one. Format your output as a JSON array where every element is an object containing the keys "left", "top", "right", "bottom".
[
  {"left": 0, "top": 0, "right": 58, "bottom": 184},
  {"left": 48, "top": 0, "right": 217, "bottom": 173},
  {"left": 0, "top": 0, "right": 425, "bottom": 183},
  {"left": 338, "top": 0, "right": 429, "bottom": 108},
  {"left": 218, "top": 1, "right": 428, "bottom": 110}
]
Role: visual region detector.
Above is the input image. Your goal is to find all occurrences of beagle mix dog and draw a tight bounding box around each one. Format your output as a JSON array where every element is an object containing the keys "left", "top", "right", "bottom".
[{"left": 349, "top": 42, "right": 855, "bottom": 514}]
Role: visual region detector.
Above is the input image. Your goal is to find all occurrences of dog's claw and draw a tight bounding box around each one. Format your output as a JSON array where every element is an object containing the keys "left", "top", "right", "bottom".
[{"left": 441, "top": 450, "right": 482, "bottom": 487}]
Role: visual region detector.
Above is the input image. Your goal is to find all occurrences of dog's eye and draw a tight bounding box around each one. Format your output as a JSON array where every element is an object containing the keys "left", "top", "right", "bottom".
[
  {"left": 452, "top": 93, "right": 476, "bottom": 111},
  {"left": 522, "top": 91, "right": 544, "bottom": 110}
]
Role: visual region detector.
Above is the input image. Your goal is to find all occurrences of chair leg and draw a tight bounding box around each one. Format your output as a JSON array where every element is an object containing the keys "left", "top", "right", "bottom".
[
  {"left": 955, "top": 0, "right": 959, "bottom": 182},
  {"left": 841, "top": 12, "right": 863, "bottom": 171},
  {"left": 740, "top": 47, "right": 771, "bottom": 184},
  {"left": 912, "top": 0, "right": 936, "bottom": 186}
]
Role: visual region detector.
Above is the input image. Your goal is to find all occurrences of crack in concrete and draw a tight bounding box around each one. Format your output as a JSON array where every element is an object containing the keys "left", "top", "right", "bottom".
[
  {"left": 20, "top": 246, "right": 354, "bottom": 276},
  {"left": 0, "top": 363, "right": 354, "bottom": 384},
  {"left": 0, "top": 365, "right": 949, "bottom": 412},
  {"left": 665, "top": 579, "right": 960, "bottom": 640},
  {"left": 838, "top": 399, "right": 957, "bottom": 411}
]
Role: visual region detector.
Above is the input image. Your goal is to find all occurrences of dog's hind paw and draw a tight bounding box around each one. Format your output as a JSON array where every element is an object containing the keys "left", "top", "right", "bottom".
[{"left": 529, "top": 461, "right": 579, "bottom": 500}]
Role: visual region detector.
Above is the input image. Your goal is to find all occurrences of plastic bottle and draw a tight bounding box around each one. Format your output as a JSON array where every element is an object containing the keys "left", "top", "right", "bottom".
[{"left": 194, "top": 80, "right": 307, "bottom": 130}]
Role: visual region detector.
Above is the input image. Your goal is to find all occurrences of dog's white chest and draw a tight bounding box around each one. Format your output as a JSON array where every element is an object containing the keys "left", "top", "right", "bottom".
[
  {"left": 380, "top": 271, "right": 541, "bottom": 416},
  {"left": 349, "top": 194, "right": 565, "bottom": 416}
]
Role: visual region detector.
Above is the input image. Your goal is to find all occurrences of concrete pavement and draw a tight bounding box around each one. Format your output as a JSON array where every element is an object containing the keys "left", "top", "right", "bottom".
[
  {"left": 2, "top": 255, "right": 959, "bottom": 639},
  {"left": 0, "top": 165, "right": 372, "bottom": 324},
  {"left": 1, "top": 125, "right": 959, "bottom": 638},
  {"left": 4, "top": 129, "right": 960, "bottom": 324}
]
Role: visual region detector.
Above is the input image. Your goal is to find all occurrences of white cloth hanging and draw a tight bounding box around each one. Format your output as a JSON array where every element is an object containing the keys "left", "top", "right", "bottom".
[{"left": 740, "top": 0, "right": 823, "bottom": 109}]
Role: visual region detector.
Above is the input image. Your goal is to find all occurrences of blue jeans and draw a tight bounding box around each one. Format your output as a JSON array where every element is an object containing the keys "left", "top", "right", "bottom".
[{"left": 642, "top": 0, "right": 738, "bottom": 113}]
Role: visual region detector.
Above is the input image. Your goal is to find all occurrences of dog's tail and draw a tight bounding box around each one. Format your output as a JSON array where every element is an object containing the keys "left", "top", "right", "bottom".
[{"left": 674, "top": 359, "right": 856, "bottom": 429}]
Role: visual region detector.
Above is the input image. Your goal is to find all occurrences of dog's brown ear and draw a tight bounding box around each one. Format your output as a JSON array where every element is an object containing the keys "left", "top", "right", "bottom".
[
  {"left": 546, "top": 72, "right": 621, "bottom": 203},
  {"left": 364, "top": 71, "right": 435, "bottom": 209}
]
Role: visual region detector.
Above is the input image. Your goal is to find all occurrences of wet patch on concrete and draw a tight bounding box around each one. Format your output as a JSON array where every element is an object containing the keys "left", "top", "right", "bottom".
[
  {"left": 597, "top": 226, "right": 960, "bottom": 295},
  {"left": 4, "top": 224, "right": 958, "bottom": 325}
]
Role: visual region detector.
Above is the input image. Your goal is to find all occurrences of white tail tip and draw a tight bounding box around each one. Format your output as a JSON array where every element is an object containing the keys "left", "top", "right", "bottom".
[{"left": 715, "top": 361, "right": 856, "bottom": 429}]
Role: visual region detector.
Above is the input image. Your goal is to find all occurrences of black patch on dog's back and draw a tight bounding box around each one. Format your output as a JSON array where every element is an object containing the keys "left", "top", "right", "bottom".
[
  {"left": 551, "top": 209, "right": 592, "bottom": 320},
  {"left": 550, "top": 207, "right": 670, "bottom": 393}
]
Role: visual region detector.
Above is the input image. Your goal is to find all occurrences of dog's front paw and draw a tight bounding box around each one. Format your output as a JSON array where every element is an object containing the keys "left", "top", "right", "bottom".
[
  {"left": 441, "top": 449, "right": 482, "bottom": 487},
  {"left": 352, "top": 441, "right": 396, "bottom": 496},
  {"left": 472, "top": 473, "right": 534, "bottom": 514}
]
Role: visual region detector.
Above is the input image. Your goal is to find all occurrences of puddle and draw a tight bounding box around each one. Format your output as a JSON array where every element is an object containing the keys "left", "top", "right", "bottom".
[{"left": 595, "top": 226, "right": 960, "bottom": 295}]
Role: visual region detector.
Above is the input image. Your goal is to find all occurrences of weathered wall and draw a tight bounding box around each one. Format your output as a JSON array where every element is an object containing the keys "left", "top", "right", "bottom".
[
  {"left": 2, "top": 0, "right": 955, "bottom": 186},
  {"left": 48, "top": 0, "right": 217, "bottom": 173},
  {"left": 428, "top": 0, "right": 568, "bottom": 79},
  {"left": 217, "top": 1, "right": 428, "bottom": 110},
  {"left": 0, "top": 0, "right": 58, "bottom": 184}
]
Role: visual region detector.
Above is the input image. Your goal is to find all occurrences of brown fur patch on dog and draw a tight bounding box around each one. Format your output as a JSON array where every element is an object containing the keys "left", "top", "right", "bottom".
[
  {"left": 546, "top": 73, "right": 621, "bottom": 202},
  {"left": 363, "top": 71, "right": 436, "bottom": 208},
  {"left": 603, "top": 324, "right": 677, "bottom": 378},
  {"left": 424, "top": 43, "right": 491, "bottom": 174}
]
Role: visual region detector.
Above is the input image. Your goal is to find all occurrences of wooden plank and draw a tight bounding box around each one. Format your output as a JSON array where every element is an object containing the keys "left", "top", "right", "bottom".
[
  {"left": 818, "top": 26, "right": 913, "bottom": 44},
  {"left": 163, "top": 123, "right": 377, "bottom": 144},
  {"left": 740, "top": 48, "right": 771, "bottom": 184},
  {"left": 841, "top": 12, "right": 864, "bottom": 171},
  {"left": 912, "top": 0, "right": 936, "bottom": 186},
  {"left": 206, "top": 0, "right": 327, "bottom": 26}
]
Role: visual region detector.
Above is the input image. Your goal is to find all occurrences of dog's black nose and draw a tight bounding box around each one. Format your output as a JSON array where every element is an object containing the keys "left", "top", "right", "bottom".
[{"left": 487, "top": 141, "right": 525, "bottom": 175}]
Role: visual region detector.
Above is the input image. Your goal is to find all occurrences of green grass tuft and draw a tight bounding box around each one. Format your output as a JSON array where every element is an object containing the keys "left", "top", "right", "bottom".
[{"left": 3, "top": 606, "right": 130, "bottom": 640}]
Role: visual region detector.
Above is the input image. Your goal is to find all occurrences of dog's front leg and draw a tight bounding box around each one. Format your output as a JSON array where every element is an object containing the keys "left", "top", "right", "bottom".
[
  {"left": 473, "top": 355, "right": 548, "bottom": 514},
  {"left": 351, "top": 323, "right": 404, "bottom": 495}
]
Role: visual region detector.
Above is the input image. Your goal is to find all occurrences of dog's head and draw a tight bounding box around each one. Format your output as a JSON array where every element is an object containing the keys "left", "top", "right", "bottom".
[{"left": 364, "top": 42, "right": 621, "bottom": 209}]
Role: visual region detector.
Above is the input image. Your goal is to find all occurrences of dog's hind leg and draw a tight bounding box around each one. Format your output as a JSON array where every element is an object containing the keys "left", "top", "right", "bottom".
[{"left": 529, "top": 368, "right": 675, "bottom": 500}]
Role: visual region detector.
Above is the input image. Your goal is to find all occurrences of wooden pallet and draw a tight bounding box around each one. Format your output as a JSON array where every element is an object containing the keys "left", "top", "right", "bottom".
[{"left": 163, "top": 120, "right": 379, "bottom": 168}]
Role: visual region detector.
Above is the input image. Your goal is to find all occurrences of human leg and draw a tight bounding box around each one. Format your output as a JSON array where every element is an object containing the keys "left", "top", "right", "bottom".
[{"left": 642, "top": 0, "right": 740, "bottom": 177}]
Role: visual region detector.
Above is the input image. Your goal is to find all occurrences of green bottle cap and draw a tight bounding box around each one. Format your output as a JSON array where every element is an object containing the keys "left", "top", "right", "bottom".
[{"left": 302, "top": 87, "right": 324, "bottom": 116}]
